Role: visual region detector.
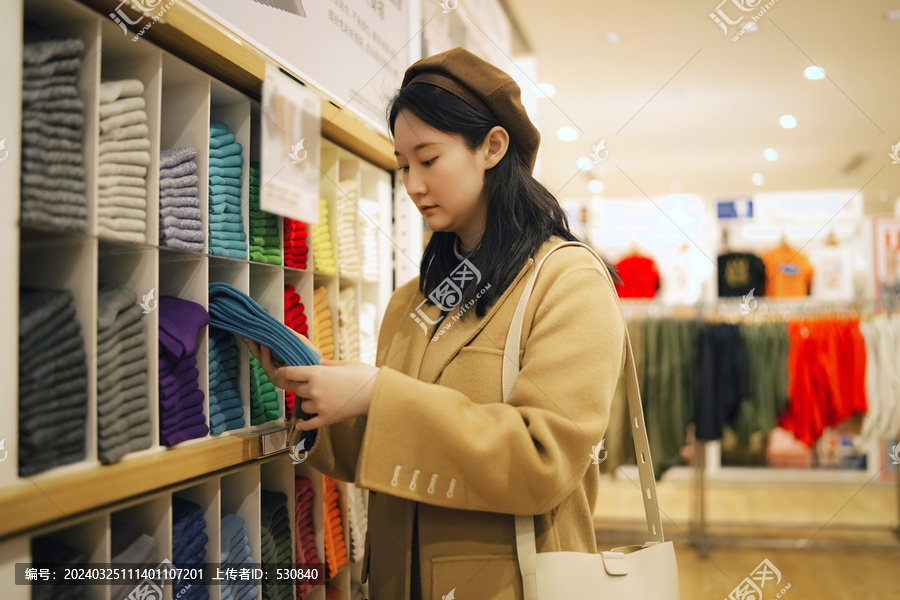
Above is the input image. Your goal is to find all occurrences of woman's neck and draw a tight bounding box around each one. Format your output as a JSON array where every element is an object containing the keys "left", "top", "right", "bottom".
[{"left": 454, "top": 236, "right": 474, "bottom": 259}]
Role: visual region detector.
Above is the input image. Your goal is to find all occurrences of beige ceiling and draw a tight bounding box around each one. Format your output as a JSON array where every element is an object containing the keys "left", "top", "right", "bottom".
[{"left": 502, "top": 0, "right": 900, "bottom": 213}]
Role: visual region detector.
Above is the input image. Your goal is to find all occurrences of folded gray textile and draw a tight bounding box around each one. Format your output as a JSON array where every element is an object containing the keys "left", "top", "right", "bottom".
[
  {"left": 21, "top": 84, "right": 78, "bottom": 103},
  {"left": 100, "top": 123, "right": 149, "bottom": 142},
  {"left": 98, "top": 403, "right": 149, "bottom": 435},
  {"left": 98, "top": 138, "right": 151, "bottom": 154},
  {"left": 23, "top": 25, "right": 84, "bottom": 66},
  {"left": 97, "top": 345, "right": 146, "bottom": 382},
  {"left": 22, "top": 119, "right": 82, "bottom": 141},
  {"left": 98, "top": 318, "right": 144, "bottom": 355},
  {"left": 22, "top": 132, "right": 82, "bottom": 153},
  {"left": 22, "top": 75, "right": 79, "bottom": 90},
  {"left": 20, "top": 209, "right": 86, "bottom": 232},
  {"left": 99, "top": 96, "right": 146, "bottom": 119},
  {"left": 160, "top": 195, "right": 199, "bottom": 208},
  {"left": 98, "top": 420, "right": 151, "bottom": 452},
  {"left": 24, "top": 57, "right": 81, "bottom": 78},
  {"left": 20, "top": 377, "right": 87, "bottom": 412},
  {"left": 160, "top": 174, "right": 199, "bottom": 189},
  {"left": 22, "top": 323, "right": 84, "bottom": 368},
  {"left": 22, "top": 160, "right": 85, "bottom": 179},
  {"left": 99, "top": 79, "right": 145, "bottom": 104},
  {"left": 161, "top": 206, "right": 202, "bottom": 220},
  {"left": 98, "top": 163, "right": 147, "bottom": 177},
  {"left": 19, "top": 299, "right": 78, "bottom": 358},
  {"left": 161, "top": 227, "right": 204, "bottom": 243},
  {"left": 24, "top": 97, "right": 84, "bottom": 113},
  {"left": 99, "top": 395, "right": 149, "bottom": 429},
  {"left": 160, "top": 186, "right": 198, "bottom": 198},
  {"left": 20, "top": 199, "right": 87, "bottom": 219},
  {"left": 23, "top": 146, "right": 84, "bottom": 165},
  {"left": 98, "top": 373, "right": 148, "bottom": 408},
  {"left": 159, "top": 161, "right": 197, "bottom": 179},
  {"left": 22, "top": 186, "right": 86, "bottom": 205},
  {"left": 22, "top": 108, "right": 84, "bottom": 128},
  {"left": 19, "top": 445, "right": 85, "bottom": 477},
  {"left": 98, "top": 300, "right": 143, "bottom": 344},
  {"left": 99, "top": 433, "right": 152, "bottom": 465},
  {"left": 161, "top": 216, "right": 201, "bottom": 231},
  {"left": 160, "top": 147, "right": 197, "bottom": 168},
  {"left": 161, "top": 238, "right": 204, "bottom": 252},
  {"left": 21, "top": 171, "right": 85, "bottom": 192}
]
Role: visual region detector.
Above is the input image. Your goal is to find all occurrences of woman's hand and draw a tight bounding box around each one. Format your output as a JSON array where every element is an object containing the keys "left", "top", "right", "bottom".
[{"left": 239, "top": 332, "right": 380, "bottom": 430}]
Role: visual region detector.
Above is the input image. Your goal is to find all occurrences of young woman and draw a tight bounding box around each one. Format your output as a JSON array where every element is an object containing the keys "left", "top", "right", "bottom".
[{"left": 243, "top": 47, "right": 626, "bottom": 600}]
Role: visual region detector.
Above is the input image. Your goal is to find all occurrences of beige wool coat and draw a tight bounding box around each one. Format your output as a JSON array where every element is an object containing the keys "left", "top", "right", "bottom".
[{"left": 305, "top": 235, "right": 626, "bottom": 600}]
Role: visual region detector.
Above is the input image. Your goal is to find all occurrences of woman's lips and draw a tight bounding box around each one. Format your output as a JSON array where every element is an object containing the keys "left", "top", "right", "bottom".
[{"left": 420, "top": 205, "right": 437, "bottom": 214}]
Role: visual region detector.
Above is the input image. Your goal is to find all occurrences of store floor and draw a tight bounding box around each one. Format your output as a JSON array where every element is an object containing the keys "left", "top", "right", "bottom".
[{"left": 594, "top": 475, "right": 900, "bottom": 599}]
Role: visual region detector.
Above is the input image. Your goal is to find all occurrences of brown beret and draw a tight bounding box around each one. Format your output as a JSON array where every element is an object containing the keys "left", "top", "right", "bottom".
[{"left": 401, "top": 47, "right": 541, "bottom": 174}]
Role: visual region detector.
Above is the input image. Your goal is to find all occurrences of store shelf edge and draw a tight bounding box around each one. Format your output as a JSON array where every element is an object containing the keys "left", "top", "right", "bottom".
[{"left": 0, "top": 434, "right": 268, "bottom": 540}]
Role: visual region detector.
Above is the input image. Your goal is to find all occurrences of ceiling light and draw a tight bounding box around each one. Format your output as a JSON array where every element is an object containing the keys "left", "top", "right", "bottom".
[
  {"left": 779, "top": 115, "right": 797, "bottom": 128},
  {"left": 577, "top": 157, "right": 593, "bottom": 171},
  {"left": 804, "top": 66, "right": 826, "bottom": 80},
  {"left": 557, "top": 127, "right": 578, "bottom": 141},
  {"left": 885, "top": 9, "right": 900, "bottom": 20},
  {"left": 752, "top": 173, "right": 765, "bottom": 186},
  {"left": 764, "top": 148, "right": 778, "bottom": 161},
  {"left": 589, "top": 179, "right": 604, "bottom": 194},
  {"left": 604, "top": 32, "right": 621, "bottom": 43},
  {"left": 533, "top": 83, "right": 556, "bottom": 98}
]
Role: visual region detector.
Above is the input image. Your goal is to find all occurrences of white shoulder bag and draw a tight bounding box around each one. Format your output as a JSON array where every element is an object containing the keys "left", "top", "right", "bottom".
[{"left": 502, "top": 241, "right": 680, "bottom": 600}]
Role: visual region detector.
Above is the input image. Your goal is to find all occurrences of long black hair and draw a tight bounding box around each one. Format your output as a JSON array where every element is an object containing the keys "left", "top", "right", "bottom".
[{"left": 387, "top": 83, "right": 618, "bottom": 318}]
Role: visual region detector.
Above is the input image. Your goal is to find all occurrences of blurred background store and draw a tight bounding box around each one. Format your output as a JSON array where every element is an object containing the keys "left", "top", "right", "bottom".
[{"left": 1, "top": 0, "right": 899, "bottom": 598}]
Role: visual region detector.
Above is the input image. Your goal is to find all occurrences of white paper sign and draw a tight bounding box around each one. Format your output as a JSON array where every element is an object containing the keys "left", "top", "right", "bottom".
[{"left": 261, "top": 63, "right": 321, "bottom": 224}]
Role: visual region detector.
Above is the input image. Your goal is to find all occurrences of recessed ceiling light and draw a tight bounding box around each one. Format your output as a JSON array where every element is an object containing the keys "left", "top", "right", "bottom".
[
  {"left": 780, "top": 115, "right": 797, "bottom": 128},
  {"left": 804, "top": 66, "right": 826, "bottom": 80},
  {"left": 764, "top": 148, "right": 778, "bottom": 161},
  {"left": 589, "top": 179, "right": 604, "bottom": 194},
  {"left": 605, "top": 32, "right": 621, "bottom": 44},
  {"left": 752, "top": 172, "right": 765, "bottom": 186},
  {"left": 885, "top": 9, "right": 900, "bottom": 20},
  {"left": 557, "top": 127, "right": 578, "bottom": 141},
  {"left": 533, "top": 83, "right": 556, "bottom": 98},
  {"left": 577, "top": 157, "right": 593, "bottom": 171}
]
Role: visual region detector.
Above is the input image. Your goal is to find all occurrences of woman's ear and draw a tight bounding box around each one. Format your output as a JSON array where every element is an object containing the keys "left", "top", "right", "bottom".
[{"left": 481, "top": 126, "right": 509, "bottom": 169}]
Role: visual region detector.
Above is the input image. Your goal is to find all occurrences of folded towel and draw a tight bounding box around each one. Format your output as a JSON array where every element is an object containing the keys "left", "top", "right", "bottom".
[
  {"left": 161, "top": 226, "right": 204, "bottom": 243},
  {"left": 99, "top": 79, "right": 144, "bottom": 104},
  {"left": 208, "top": 247, "right": 246, "bottom": 259},
  {"left": 97, "top": 138, "right": 151, "bottom": 156},
  {"left": 99, "top": 96, "right": 146, "bottom": 119},
  {"left": 210, "top": 222, "right": 243, "bottom": 233},
  {"left": 160, "top": 147, "right": 198, "bottom": 169},
  {"left": 99, "top": 109, "right": 148, "bottom": 135},
  {"left": 98, "top": 163, "right": 147, "bottom": 178},
  {"left": 99, "top": 150, "right": 151, "bottom": 166},
  {"left": 209, "top": 230, "right": 246, "bottom": 241},
  {"left": 161, "top": 238, "right": 203, "bottom": 252},
  {"left": 209, "top": 133, "right": 236, "bottom": 148},
  {"left": 98, "top": 175, "right": 146, "bottom": 189},
  {"left": 209, "top": 155, "right": 244, "bottom": 168},
  {"left": 160, "top": 206, "right": 201, "bottom": 220},
  {"left": 209, "top": 166, "right": 243, "bottom": 178},
  {"left": 210, "top": 185, "right": 242, "bottom": 197},
  {"left": 98, "top": 206, "right": 146, "bottom": 220},
  {"left": 210, "top": 203, "right": 241, "bottom": 216},
  {"left": 160, "top": 187, "right": 198, "bottom": 198},
  {"left": 160, "top": 161, "right": 197, "bottom": 179},
  {"left": 160, "top": 174, "right": 200, "bottom": 190},
  {"left": 160, "top": 195, "right": 199, "bottom": 209},
  {"left": 99, "top": 123, "right": 149, "bottom": 142},
  {"left": 24, "top": 57, "right": 81, "bottom": 78},
  {"left": 161, "top": 216, "right": 202, "bottom": 230},
  {"left": 209, "top": 142, "right": 243, "bottom": 159},
  {"left": 210, "top": 175, "right": 242, "bottom": 187},
  {"left": 98, "top": 186, "right": 147, "bottom": 198},
  {"left": 209, "top": 239, "right": 247, "bottom": 251},
  {"left": 209, "top": 213, "right": 242, "bottom": 223},
  {"left": 99, "top": 217, "right": 145, "bottom": 233},
  {"left": 210, "top": 121, "right": 230, "bottom": 137}
]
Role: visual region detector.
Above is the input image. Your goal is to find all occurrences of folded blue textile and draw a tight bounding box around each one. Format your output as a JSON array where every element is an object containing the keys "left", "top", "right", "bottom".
[
  {"left": 210, "top": 121, "right": 229, "bottom": 137},
  {"left": 210, "top": 203, "right": 242, "bottom": 216},
  {"left": 210, "top": 405, "right": 244, "bottom": 427},
  {"left": 210, "top": 175, "right": 242, "bottom": 187},
  {"left": 209, "top": 247, "right": 246, "bottom": 259},
  {"left": 209, "top": 213, "right": 242, "bottom": 223},
  {"left": 210, "top": 185, "right": 242, "bottom": 197},
  {"left": 209, "top": 133, "right": 235, "bottom": 149},
  {"left": 209, "top": 155, "right": 244, "bottom": 168},
  {"left": 209, "top": 142, "right": 243, "bottom": 159},
  {"left": 208, "top": 230, "right": 246, "bottom": 241},
  {"left": 209, "top": 222, "right": 243, "bottom": 233},
  {"left": 209, "top": 165, "right": 243, "bottom": 178},
  {"left": 210, "top": 239, "right": 248, "bottom": 252}
]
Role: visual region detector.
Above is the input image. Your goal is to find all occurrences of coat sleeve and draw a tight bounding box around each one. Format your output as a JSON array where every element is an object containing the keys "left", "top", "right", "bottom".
[
  {"left": 303, "top": 280, "right": 416, "bottom": 483},
  {"left": 355, "top": 261, "right": 626, "bottom": 515}
]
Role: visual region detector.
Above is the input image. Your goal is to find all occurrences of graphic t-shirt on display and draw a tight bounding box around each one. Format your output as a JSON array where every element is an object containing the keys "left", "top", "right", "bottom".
[
  {"left": 717, "top": 252, "right": 766, "bottom": 297},
  {"left": 762, "top": 245, "right": 814, "bottom": 297}
]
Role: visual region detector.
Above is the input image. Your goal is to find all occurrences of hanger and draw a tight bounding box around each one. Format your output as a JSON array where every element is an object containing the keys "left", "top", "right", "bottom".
[
  {"left": 825, "top": 230, "right": 839, "bottom": 246},
  {"left": 628, "top": 239, "right": 640, "bottom": 256},
  {"left": 721, "top": 227, "right": 731, "bottom": 253},
  {"left": 779, "top": 230, "right": 790, "bottom": 248}
]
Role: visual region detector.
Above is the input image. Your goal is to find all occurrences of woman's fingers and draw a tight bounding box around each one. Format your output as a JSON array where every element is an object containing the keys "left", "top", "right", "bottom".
[
  {"left": 291, "top": 329, "right": 322, "bottom": 354},
  {"left": 294, "top": 415, "right": 327, "bottom": 431}
]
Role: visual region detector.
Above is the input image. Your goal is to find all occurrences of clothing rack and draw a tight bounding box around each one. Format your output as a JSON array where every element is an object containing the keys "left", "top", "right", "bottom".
[{"left": 620, "top": 298, "right": 900, "bottom": 550}]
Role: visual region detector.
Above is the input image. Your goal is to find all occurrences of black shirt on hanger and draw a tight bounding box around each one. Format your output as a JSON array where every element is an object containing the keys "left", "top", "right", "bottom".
[{"left": 717, "top": 252, "right": 766, "bottom": 297}]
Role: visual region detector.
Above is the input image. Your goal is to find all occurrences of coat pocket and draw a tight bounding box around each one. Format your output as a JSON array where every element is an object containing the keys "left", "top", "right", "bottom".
[
  {"left": 430, "top": 554, "right": 523, "bottom": 600},
  {"left": 438, "top": 347, "right": 505, "bottom": 405}
]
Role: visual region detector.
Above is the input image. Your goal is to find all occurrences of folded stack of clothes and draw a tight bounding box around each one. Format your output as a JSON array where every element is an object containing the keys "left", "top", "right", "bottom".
[
  {"left": 209, "top": 328, "right": 245, "bottom": 435},
  {"left": 312, "top": 286, "right": 335, "bottom": 360},
  {"left": 338, "top": 286, "right": 359, "bottom": 361},
  {"left": 322, "top": 476, "right": 348, "bottom": 579},
  {"left": 19, "top": 288, "right": 87, "bottom": 476},
  {"left": 172, "top": 497, "right": 210, "bottom": 600},
  {"left": 283, "top": 284, "right": 309, "bottom": 418},
  {"left": 345, "top": 483, "right": 368, "bottom": 563},
  {"left": 20, "top": 24, "right": 87, "bottom": 232},
  {"left": 283, "top": 218, "right": 308, "bottom": 269},
  {"left": 336, "top": 181, "right": 360, "bottom": 277},
  {"left": 221, "top": 514, "right": 256, "bottom": 600},
  {"left": 158, "top": 296, "right": 209, "bottom": 446},
  {"left": 295, "top": 476, "right": 321, "bottom": 600},
  {"left": 31, "top": 535, "right": 89, "bottom": 600},
  {"left": 249, "top": 164, "right": 281, "bottom": 265},
  {"left": 97, "top": 286, "right": 151, "bottom": 464},
  {"left": 250, "top": 345, "right": 280, "bottom": 426},
  {"left": 159, "top": 147, "right": 202, "bottom": 252},
  {"left": 261, "top": 490, "right": 293, "bottom": 600},
  {"left": 312, "top": 199, "right": 336, "bottom": 274},
  {"left": 359, "top": 302, "right": 378, "bottom": 366},
  {"left": 98, "top": 79, "right": 150, "bottom": 243},
  {"left": 359, "top": 198, "right": 380, "bottom": 282},
  {"left": 110, "top": 530, "right": 157, "bottom": 600},
  {"left": 208, "top": 121, "right": 247, "bottom": 259}
]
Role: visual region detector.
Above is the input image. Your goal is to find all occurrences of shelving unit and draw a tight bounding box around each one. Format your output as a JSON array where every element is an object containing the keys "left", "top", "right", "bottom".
[{"left": 2, "top": 0, "right": 401, "bottom": 597}]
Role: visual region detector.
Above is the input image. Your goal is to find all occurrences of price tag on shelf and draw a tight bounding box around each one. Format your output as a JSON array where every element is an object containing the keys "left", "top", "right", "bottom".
[{"left": 260, "top": 62, "right": 321, "bottom": 224}]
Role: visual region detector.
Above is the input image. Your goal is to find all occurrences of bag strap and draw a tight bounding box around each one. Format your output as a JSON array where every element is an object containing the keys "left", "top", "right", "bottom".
[{"left": 502, "top": 242, "right": 664, "bottom": 598}]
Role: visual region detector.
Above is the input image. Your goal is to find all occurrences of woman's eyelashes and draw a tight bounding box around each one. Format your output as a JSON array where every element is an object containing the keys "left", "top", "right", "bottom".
[{"left": 397, "top": 157, "right": 437, "bottom": 173}]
